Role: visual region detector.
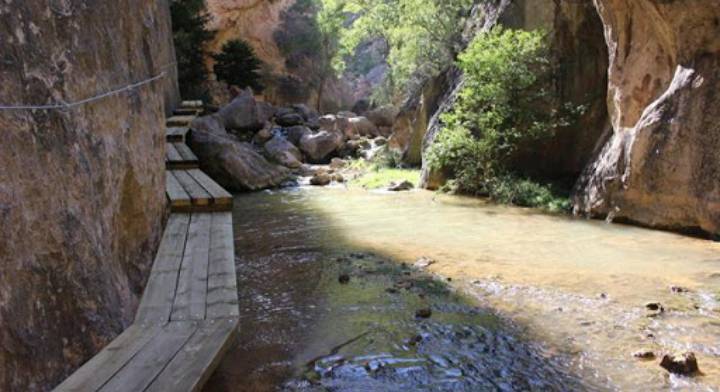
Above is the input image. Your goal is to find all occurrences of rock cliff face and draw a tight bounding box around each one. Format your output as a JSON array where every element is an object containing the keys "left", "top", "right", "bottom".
[
  {"left": 205, "top": 0, "right": 384, "bottom": 111},
  {"left": 413, "top": 0, "right": 608, "bottom": 187},
  {"left": 573, "top": 0, "right": 720, "bottom": 235},
  {"left": 0, "top": 1, "right": 177, "bottom": 390}
]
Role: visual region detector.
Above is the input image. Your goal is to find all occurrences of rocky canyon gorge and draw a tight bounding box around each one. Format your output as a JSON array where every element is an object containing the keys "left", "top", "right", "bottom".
[
  {"left": 0, "top": 1, "right": 177, "bottom": 390},
  {"left": 0, "top": 0, "right": 719, "bottom": 390}
]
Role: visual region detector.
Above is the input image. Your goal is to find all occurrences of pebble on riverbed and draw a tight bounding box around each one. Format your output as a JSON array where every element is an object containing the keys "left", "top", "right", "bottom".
[
  {"left": 338, "top": 274, "right": 350, "bottom": 284},
  {"left": 645, "top": 302, "right": 664, "bottom": 317},
  {"left": 660, "top": 352, "right": 700, "bottom": 376},
  {"left": 415, "top": 308, "right": 432, "bottom": 319},
  {"left": 632, "top": 349, "right": 656, "bottom": 360}
]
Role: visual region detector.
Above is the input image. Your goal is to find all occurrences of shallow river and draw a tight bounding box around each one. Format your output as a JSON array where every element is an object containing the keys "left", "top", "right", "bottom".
[{"left": 205, "top": 186, "right": 720, "bottom": 391}]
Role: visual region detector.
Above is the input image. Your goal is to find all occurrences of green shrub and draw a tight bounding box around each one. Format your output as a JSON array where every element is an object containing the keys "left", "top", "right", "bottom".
[
  {"left": 426, "top": 27, "right": 578, "bottom": 211},
  {"left": 213, "top": 39, "right": 264, "bottom": 92}
]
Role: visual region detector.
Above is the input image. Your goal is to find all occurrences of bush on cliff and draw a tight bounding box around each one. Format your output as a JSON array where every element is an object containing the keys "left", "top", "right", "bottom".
[
  {"left": 213, "top": 39, "right": 265, "bottom": 92},
  {"left": 426, "top": 27, "right": 579, "bottom": 211}
]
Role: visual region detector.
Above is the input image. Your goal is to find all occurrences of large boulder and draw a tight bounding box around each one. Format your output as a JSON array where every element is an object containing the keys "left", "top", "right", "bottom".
[
  {"left": 264, "top": 135, "right": 303, "bottom": 169},
  {"left": 366, "top": 105, "right": 399, "bottom": 128},
  {"left": 217, "top": 90, "right": 274, "bottom": 132},
  {"left": 348, "top": 116, "right": 379, "bottom": 137},
  {"left": 189, "top": 116, "right": 289, "bottom": 191},
  {"left": 299, "top": 131, "right": 344, "bottom": 163},
  {"left": 284, "top": 125, "right": 312, "bottom": 146},
  {"left": 275, "top": 109, "right": 305, "bottom": 127}
]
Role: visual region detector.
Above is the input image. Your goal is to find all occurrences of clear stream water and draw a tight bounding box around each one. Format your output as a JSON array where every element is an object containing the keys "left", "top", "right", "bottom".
[{"left": 204, "top": 186, "right": 720, "bottom": 391}]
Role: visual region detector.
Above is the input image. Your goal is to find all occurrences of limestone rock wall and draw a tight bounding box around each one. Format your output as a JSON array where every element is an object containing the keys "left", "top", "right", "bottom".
[
  {"left": 0, "top": 1, "right": 177, "bottom": 390},
  {"left": 415, "top": 0, "right": 608, "bottom": 187},
  {"left": 573, "top": 0, "right": 720, "bottom": 235}
]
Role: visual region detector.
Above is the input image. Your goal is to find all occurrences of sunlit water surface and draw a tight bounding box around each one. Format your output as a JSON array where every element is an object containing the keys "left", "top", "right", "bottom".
[{"left": 205, "top": 186, "right": 720, "bottom": 391}]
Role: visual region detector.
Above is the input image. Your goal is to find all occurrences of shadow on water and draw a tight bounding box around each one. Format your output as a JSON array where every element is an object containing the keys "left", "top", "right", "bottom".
[{"left": 203, "top": 188, "right": 603, "bottom": 392}]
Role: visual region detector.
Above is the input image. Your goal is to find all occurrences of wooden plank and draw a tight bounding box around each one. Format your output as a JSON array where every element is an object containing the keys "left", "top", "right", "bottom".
[
  {"left": 166, "top": 142, "right": 183, "bottom": 163},
  {"left": 166, "top": 171, "right": 191, "bottom": 209},
  {"left": 181, "top": 100, "right": 203, "bottom": 108},
  {"left": 166, "top": 127, "right": 189, "bottom": 140},
  {"left": 173, "top": 142, "right": 198, "bottom": 162},
  {"left": 171, "top": 213, "right": 212, "bottom": 321},
  {"left": 166, "top": 116, "right": 196, "bottom": 127},
  {"left": 98, "top": 322, "right": 198, "bottom": 392},
  {"left": 145, "top": 318, "right": 239, "bottom": 392},
  {"left": 135, "top": 214, "right": 191, "bottom": 325},
  {"left": 187, "top": 169, "right": 232, "bottom": 209},
  {"left": 174, "top": 108, "right": 202, "bottom": 116},
  {"left": 206, "top": 213, "right": 239, "bottom": 319},
  {"left": 54, "top": 325, "right": 162, "bottom": 392},
  {"left": 173, "top": 170, "right": 211, "bottom": 207}
]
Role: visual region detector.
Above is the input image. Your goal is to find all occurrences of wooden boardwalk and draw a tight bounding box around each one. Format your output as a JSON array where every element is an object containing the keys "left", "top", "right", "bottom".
[{"left": 56, "top": 102, "right": 238, "bottom": 392}]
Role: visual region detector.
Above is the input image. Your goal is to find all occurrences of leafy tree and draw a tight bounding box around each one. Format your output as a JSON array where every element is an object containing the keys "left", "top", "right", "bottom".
[
  {"left": 322, "top": 0, "right": 474, "bottom": 102},
  {"left": 426, "top": 28, "right": 580, "bottom": 211},
  {"left": 171, "top": 0, "right": 215, "bottom": 99},
  {"left": 212, "top": 39, "right": 264, "bottom": 92}
]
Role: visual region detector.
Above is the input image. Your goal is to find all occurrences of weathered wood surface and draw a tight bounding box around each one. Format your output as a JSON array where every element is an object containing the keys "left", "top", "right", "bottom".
[
  {"left": 166, "top": 115, "right": 196, "bottom": 127},
  {"left": 206, "top": 213, "right": 239, "bottom": 319},
  {"left": 166, "top": 170, "right": 233, "bottom": 213},
  {"left": 166, "top": 142, "right": 199, "bottom": 169},
  {"left": 166, "top": 127, "right": 189, "bottom": 143},
  {"left": 56, "top": 107, "right": 239, "bottom": 392}
]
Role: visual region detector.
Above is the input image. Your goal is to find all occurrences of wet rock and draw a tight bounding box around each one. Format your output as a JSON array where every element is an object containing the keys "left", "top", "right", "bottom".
[
  {"left": 299, "top": 131, "right": 343, "bottom": 163},
  {"left": 310, "top": 172, "right": 332, "bottom": 186},
  {"left": 388, "top": 180, "right": 414, "bottom": 192},
  {"left": 413, "top": 257, "right": 436, "bottom": 269},
  {"left": 632, "top": 349, "right": 656, "bottom": 360},
  {"left": 660, "top": 352, "right": 699, "bottom": 376},
  {"left": 276, "top": 111, "right": 305, "bottom": 127},
  {"left": 264, "top": 135, "right": 303, "bottom": 169},
  {"left": 338, "top": 274, "right": 351, "bottom": 284},
  {"left": 374, "top": 136, "right": 388, "bottom": 146},
  {"left": 291, "top": 104, "right": 318, "bottom": 122},
  {"left": 253, "top": 127, "right": 273, "bottom": 144},
  {"left": 330, "top": 158, "right": 347, "bottom": 169},
  {"left": 645, "top": 302, "right": 664, "bottom": 317},
  {"left": 333, "top": 174, "right": 345, "bottom": 183},
  {"left": 385, "top": 288, "right": 399, "bottom": 294},
  {"left": 284, "top": 125, "right": 312, "bottom": 146},
  {"left": 670, "top": 286, "right": 690, "bottom": 293},
  {"left": 415, "top": 308, "right": 432, "bottom": 319}
]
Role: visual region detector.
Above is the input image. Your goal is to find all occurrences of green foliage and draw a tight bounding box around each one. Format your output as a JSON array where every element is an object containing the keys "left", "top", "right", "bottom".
[
  {"left": 212, "top": 40, "right": 264, "bottom": 92},
  {"left": 352, "top": 167, "right": 421, "bottom": 190},
  {"left": 427, "top": 28, "right": 578, "bottom": 212},
  {"left": 171, "top": 0, "right": 215, "bottom": 99},
  {"left": 319, "top": 0, "right": 474, "bottom": 102}
]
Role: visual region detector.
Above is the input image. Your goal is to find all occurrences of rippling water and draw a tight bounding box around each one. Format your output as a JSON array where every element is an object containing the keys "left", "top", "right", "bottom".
[{"left": 205, "top": 186, "right": 720, "bottom": 391}]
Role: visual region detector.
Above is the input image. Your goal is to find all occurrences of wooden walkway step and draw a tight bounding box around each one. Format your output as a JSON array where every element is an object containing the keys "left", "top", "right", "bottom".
[
  {"left": 166, "top": 115, "right": 196, "bottom": 127},
  {"left": 166, "top": 142, "right": 199, "bottom": 170},
  {"left": 174, "top": 107, "right": 202, "bottom": 116},
  {"left": 55, "top": 212, "right": 239, "bottom": 392},
  {"left": 56, "top": 102, "right": 239, "bottom": 392},
  {"left": 166, "top": 169, "right": 232, "bottom": 212},
  {"left": 166, "top": 127, "right": 190, "bottom": 143}
]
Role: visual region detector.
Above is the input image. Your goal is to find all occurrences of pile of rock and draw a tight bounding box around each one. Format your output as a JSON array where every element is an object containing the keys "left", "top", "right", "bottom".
[{"left": 190, "top": 89, "right": 397, "bottom": 190}]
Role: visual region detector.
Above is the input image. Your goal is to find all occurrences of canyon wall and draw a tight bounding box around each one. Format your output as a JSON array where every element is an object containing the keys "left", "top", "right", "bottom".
[
  {"left": 573, "top": 0, "right": 720, "bottom": 235},
  {"left": 0, "top": 1, "right": 177, "bottom": 390},
  {"left": 412, "top": 0, "right": 608, "bottom": 187},
  {"left": 204, "top": 0, "right": 383, "bottom": 111}
]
